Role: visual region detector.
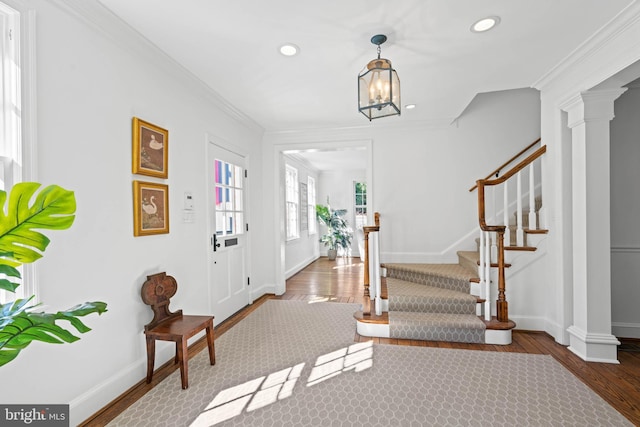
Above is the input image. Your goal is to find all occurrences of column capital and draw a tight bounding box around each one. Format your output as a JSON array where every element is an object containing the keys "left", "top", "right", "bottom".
[{"left": 561, "top": 88, "right": 628, "bottom": 129}]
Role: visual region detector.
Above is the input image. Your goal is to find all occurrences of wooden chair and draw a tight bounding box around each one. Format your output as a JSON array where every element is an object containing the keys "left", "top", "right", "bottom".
[{"left": 141, "top": 272, "right": 215, "bottom": 389}]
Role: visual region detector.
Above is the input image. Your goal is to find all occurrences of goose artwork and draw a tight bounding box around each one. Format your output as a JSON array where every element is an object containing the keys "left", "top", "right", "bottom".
[{"left": 142, "top": 196, "right": 157, "bottom": 215}]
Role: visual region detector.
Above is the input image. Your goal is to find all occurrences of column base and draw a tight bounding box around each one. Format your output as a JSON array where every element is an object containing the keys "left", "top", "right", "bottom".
[{"left": 567, "top": 325, "right": 620, "bottom": 364}]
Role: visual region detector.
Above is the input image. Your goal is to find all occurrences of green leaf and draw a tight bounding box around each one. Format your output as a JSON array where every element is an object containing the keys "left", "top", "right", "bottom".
[
  {"left": 0, "top": 279, "right": 20, "bottom": 293},
  {"left": 0, "top": 299, "right": 106, "bottom": 367},
  {"left": 0, "top": 183, "right": 76, "bottom": 267},
  {"left": 0, "top": 262, "right": 22, "bottom": 293}
]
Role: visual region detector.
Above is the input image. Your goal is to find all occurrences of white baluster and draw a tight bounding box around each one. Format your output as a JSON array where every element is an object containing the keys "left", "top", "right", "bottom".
[
  {"left": 484, "top": 230, "right": 491, "bottom": 321},
  {"left": 490, "top": 231, "right": 497, "bottom": 261},
  {"left": 529, "top": 162, "right": 537, "bottom": 230},
  {"left": 372, "top": 232, "right": 382, "bottom": 316},
  {"left": 516, "top": 171, "right": 524, "bottom": 246},
  {"left": 503, "top": 181, "right": 510, "bottom": 247},
  {"left": 478, "top": 229, "right": 485, "bottom": 316},
  {"left": 368, "top": 232, "right": 377, "bottom": 302}
]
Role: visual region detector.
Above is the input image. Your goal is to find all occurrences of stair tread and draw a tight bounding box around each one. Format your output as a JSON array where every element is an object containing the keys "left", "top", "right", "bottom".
[
  {"left": 505, "top": 246, "right": 537, "bottom": 251},
  {"left": 355, "top": 311, "right": 514, "bottom": 330}
]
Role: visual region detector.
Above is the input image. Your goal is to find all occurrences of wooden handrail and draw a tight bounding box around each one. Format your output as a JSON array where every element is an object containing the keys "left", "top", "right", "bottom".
[
  {"left": 479, "top": 145, "right": 546, "bottom": 188},
  {"left": 469, "top": 138, "right": 541, "bottom": 192}
]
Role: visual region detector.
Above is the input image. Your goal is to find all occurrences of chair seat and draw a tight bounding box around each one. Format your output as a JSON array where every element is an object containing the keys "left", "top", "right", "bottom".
[{"left": 145, "top": 315, "right": 214, "bottom": 340}]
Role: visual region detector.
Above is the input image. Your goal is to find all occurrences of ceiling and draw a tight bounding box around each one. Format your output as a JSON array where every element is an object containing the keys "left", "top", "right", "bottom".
[
  {"left": 97, "top": 0, "right": 632, "bottom": 132},
  {"left": 96, "top": 1, "right": 633, "bottom": 170}
]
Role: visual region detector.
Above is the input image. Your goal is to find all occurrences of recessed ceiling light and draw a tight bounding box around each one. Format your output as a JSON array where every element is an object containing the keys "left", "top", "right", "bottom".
[
  {"left": 405, "top": 104, "right": 416, "bottom": 110},
  {"left": 471, "top": 16, "right": 500, "bottom": 33},
  {"left": 279, "top": 43, "right": 299, "bottom": 56}
]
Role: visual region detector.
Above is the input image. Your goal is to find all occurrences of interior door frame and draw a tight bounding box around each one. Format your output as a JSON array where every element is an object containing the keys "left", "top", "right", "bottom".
[
  {"left": 205, "top": 132, "right": 252, "bottom": 310},
  {"left": 271, "top": 139, "right": 373, "bottom": 295}
]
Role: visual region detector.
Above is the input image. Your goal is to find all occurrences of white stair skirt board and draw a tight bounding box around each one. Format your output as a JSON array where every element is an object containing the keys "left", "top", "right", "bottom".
[
  {"left": 356, "top": 321, "right": 390, "bottom": 338},
  {"left": 485, "top": 329, "right": 512, "bottom": 345}
]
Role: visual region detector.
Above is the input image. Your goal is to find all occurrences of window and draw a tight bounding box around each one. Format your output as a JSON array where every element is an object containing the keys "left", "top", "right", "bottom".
[
  {"left": 307, "top": 176, "right": 316, "bottom": 235},
  {"left": 214, "top": 159, "right": 244, "bottom": 236},
  {"left": 0, "top": 2, "right": 31, "bottom": 304},
  {"left": 354, "top": 181, "right": 367, "bottom": 229},
  {"left": 285, "top": 165, "right": 299, "bottom": 240}
]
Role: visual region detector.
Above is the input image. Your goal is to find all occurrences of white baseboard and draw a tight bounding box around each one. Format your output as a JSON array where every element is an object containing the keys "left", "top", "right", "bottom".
[
  {"left": 612, "top": 321, "right": 640, "bottom": 339},
  {"left": 69, "top": 344, "right": 176, "bottom": 425},
  {"left": 285, "top": 255, "right": 320, "bottom": 279}
]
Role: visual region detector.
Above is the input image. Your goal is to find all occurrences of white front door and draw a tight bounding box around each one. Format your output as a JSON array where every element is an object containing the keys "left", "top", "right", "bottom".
[{"left": 207, "top": 142, "right": 249, "bottom": 322}]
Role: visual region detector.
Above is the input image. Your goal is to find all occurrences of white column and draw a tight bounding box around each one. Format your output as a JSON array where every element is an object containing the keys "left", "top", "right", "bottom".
[{"left": 562, "top": 88, "right": 626, "bottom": 363}]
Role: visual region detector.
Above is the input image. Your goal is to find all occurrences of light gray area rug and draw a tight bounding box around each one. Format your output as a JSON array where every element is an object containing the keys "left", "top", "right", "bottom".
[{"left": 108, "top": 300, "right": 631, "bottom": 426}]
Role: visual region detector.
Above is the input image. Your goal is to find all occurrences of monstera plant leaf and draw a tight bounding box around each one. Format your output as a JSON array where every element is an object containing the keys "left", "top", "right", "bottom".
[
  {"left": 0, "top": 182, "right": 76, "bottom": 268},
  {"left": 0, "top": 182, "right": 107, "bottom": 367},
  {"left": 0, "top": 297, "right": 107, "bottom": 366}
]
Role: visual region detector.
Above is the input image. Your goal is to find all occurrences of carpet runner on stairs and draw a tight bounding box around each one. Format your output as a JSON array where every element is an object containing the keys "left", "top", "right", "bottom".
[{"left": 379, "top": 262, "right": 485, "bottom": 343}]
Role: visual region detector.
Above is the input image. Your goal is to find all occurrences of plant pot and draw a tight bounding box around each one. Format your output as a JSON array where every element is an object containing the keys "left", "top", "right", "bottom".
[{"left": 327, "top": 249, "right": 337, "bottom": 260}]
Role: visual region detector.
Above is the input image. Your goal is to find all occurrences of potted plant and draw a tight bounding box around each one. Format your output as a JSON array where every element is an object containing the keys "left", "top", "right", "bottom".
[
  {"left": 316, "top": 200, "right": 353, "bottom": 260},
  {"left": 0, "top": 182, "right": 107, "bottom": 366}
]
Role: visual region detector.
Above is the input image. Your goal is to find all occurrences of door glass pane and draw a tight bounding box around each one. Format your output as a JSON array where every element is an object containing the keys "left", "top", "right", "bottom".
[
  {"left": 213, "top": 158, "right": 244, "bottom": 237},
  {"left": 234, "top": 165, "right": 243, "bottom": 188},
  {"left": 235, "top": 189, "right": 243, "bottom": 211},
  {"left": 216, "top": 211, "right": 225, "bottom": 235},
  {"left": 236, "top": 213, "right": 244, "bottom": 235}
]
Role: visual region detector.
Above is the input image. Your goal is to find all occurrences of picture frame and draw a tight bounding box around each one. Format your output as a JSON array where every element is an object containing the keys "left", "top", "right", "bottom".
[
  {"left": 133, "top": 180, "right": 169, "bottom": 236},
  {"left": 132, "top": 117, "right": 168, "bottom": 178}
]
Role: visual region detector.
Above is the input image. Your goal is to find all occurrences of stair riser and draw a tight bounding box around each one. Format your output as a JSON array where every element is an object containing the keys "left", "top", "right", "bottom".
[
  {"left": 388, "top": 298, "right": 477, "bottom": 315},
  {"left": 386, "top": 269, "right": 469, "bottom": 293},
  {"left": 389, "top": 325, "right": 485, "bottom": 343}
]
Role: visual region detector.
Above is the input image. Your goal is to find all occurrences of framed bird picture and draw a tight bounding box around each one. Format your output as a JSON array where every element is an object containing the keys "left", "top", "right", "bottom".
[
  {"left": 133, "top": 180, "right": 169, "bottom": 236},
  {"left": 132, "top": 117, "right": 168, "bottom": 178}
]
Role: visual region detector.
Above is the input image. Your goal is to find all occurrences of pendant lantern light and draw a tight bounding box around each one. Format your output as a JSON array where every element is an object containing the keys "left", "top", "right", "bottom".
[{"left": 358, "top": 34, "right": 401, "bottom": 120}]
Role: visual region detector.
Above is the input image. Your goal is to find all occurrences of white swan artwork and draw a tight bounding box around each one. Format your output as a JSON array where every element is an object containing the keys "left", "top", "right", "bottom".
[
  {"left": 149, "top": 134, "right": 163, "bottom": 150},
  {"left": 142, "top": 196, "right": 157, "bottom": 215}
]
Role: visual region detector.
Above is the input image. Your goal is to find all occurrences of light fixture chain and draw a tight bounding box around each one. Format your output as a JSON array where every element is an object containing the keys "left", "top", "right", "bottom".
[{"left": 377, "top": 44, "right": 381, "bottom": 59}]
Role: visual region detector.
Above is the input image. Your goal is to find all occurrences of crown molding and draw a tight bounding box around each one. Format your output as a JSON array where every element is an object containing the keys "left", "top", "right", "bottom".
[
  {"left": 263, "top": 116, "right": 455, "bottom": 143},
  {"left": 533, "top": 1, "right": 640, "bottom": 93},
  {"left": 52, "top": 0, "right": 264, "bottom": 134}
]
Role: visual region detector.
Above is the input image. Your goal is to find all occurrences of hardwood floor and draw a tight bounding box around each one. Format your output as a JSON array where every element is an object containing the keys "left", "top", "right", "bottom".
[{"left": 83, "top": 257, "right": 640, "bottom": 426}]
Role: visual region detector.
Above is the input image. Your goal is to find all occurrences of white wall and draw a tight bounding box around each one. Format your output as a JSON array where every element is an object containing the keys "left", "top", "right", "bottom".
[
  {"left": 1, "top": 1, "right": 267, "bottom": 424},
  {"left": 611, "top": 84, "right": 640, "bottom": 338},
  {"left": 283, "top": 155, "right": 320, "bottom": 277}
]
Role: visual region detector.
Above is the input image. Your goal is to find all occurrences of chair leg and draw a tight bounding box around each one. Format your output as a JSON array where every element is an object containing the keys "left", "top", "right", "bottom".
[
  {"left": 206, "top": 325, "right": 216, "bottom": 366},
  {"left": 145, "top": 336, "right": 155, "bottom": 384},
  {"left": 177, "top": 338, "right": 189, "bottom": 389}
]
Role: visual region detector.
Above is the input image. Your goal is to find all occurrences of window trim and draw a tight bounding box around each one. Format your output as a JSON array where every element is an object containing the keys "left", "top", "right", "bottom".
[
  {"left": 307, "top": 175, "right": 316, "bottom": 235},
  {"left": 354, "top": 181, "right": 367, "bottom": 230},
  {"left": 285, "top": 164, "right": 299, "bottom": 241},
  {"left": 0, "top": 1, "right": 37, "bottom": 305}
]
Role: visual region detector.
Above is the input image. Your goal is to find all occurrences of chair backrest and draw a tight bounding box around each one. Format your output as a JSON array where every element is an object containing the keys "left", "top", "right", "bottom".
[{"left": 141, "top": 272, "right": 183, "bottom": 331}]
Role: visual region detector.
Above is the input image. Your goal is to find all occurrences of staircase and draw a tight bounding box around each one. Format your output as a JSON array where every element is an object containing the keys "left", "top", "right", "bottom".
[{"left": 355, "top": 138, "right": 546, "bottom": 345}]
